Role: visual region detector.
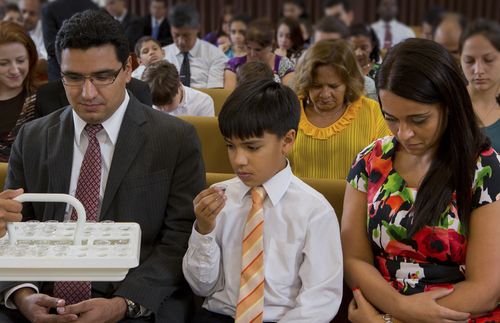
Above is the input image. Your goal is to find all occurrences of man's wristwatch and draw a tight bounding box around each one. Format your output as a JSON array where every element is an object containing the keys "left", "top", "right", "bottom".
[
  {"left": 381, "top": 314, "right": 393, "bottom": 323},
  {"left": 124, "top": 298, "right": 142, "bottom": 318}
]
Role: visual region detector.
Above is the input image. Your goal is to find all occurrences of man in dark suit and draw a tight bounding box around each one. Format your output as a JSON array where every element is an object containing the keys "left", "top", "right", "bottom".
[
  {"left": 142, "top": 0, "right": 172, "bottom": 47},
  {"left": 0, "top": 10, "right": 203, "bottom": 323},
  {"left": 104, "top": 0, "right": 144, "bottom": 52},
  {"left": 41, "top": 0, "right": 99, "bottom": 81},
  {"left": 35, "top": 78, "right": 153, "bottom": 117}
]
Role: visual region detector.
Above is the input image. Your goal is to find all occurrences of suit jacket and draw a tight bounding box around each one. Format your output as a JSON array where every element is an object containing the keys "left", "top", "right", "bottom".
[
  {"left": 142, "top": 15, "right": 173, "bottom": 47},
  {"left": 41, "top": 0, "right": 99, "bottom": 81},
  {"left": 35, "top": 78, "right": 153, "bottom": 117},
  {"left": 1, "top": 95, "right": 205, "bottom": 322},
  {"left": 122, "top": 11, "right": 145, "bottom": 52}
]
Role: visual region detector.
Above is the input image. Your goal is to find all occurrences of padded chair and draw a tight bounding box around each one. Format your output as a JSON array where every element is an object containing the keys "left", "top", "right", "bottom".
[
  {"left": 0, "top": 162, "right": 7, "bottom": 190},
  {"left": 195, "top": 88, "right": 233, "bottom": 116},
  {"left": 178, "top": 116, "right": 233, "bottom": 174}
]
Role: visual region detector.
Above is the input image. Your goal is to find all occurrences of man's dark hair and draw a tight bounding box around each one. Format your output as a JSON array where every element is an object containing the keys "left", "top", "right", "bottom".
[
  {"left": 55, "top": 9, "right": 129, "bottom": 65},
  {"left": 168, "top": 3, "right": 199, "bottom": 28},
  {"left": 324, "top": 0, "right": 351, "bottom": 11},
  {"left": 142, "top": 60, "right": 180, "bottom": 106},
  {"left": 236, "top": 61, "right": 274, "bottom": 86},
  {"left": 219, "top": 80, "right": 300, "bottom": 139},
  {"left": 315, "top": 15, "right": 349, "bottom": 38}
]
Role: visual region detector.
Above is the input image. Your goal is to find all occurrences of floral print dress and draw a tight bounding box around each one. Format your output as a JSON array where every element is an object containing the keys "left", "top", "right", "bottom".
[{"left": 347, "top": 136, "right": 500, "bottom": 322}]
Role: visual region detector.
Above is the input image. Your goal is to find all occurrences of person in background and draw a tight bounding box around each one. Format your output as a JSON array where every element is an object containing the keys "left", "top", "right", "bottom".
[
  {"left": 18, "top": 0, "right": 46, "bottom": 60},
  {"left": 0, "top": 21, "right": 39, "bottom": 162},
  {"left": 235, "top": 60, "right": 274, "bottom": 86},
  {"left": 299, "top": 18, "right": 313, "bottom": 48},
  {"left": 224, "top": 19, "right": 295, "bottom": 90},
  {"left": 184, "top": 80, "right": 343, "bottom": 322},
  {"left": 104, "top": 0, "right": 144, "bottom": 53},
  {"left": 274, "top": 17, "right": 305, "bottom": 65},
  {"left": 433, "top": 12, "right": 466, "bottom": 65},
  {"left": 164, "top": 3, "right": 228, "bottom": 88},
  {"left": 371, "top": 0, "right": 415, "bottom": 51},
  {"left": 142, "top": 0, "right": 172, "bottom": 47},
  {"left": 41, "top": 0, "right": 99, "bottom": 80},
  {"left": 324, "top": 0, "right": 353, "bottom": 27},
  {"left": 131, "top": 36, "right": 165, "bottom": 79},
  {"left": 420, "top": 5, "right": 444, "bottom": 40},
  {"left": 282, "top": 0, "right": 308, "bottom": 20},
  {"left": 0, "top": 3, "right": 22, "bottom": 26},
  {"left": 343, "top": 38, "right": 500, "bottom": 323},
  {"left": 460, "top": 19, "right": 500, "bottom": 152},
  {"left": 349, "top": 23, "right": 381, "bottom": 80},
  {"left": 221, "top": 14, "right": 251, "bottom": 59},
  {"left": 203, "top": 4, "right": 233, "bottom": 46},
  {"left": 289, "top": 39, "right": 389, "bottom": 180},
  {"left": 142, "top": 60, "right": 214, "bottom": 117}
]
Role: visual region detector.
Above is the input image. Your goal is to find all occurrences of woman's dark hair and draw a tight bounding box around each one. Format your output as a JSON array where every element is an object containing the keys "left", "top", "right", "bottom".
[
  {"left": 230, "top": 14, "right": 252, "bottom": 27},
  {"left": 277, "top": 17, "right": 305, "bottom": 58},
  {"left": 349, "top": 23, "right": 380, "bottom": 63},
  {"left": 219, "top": 80, "right": 300, "bottom": 139},
  {"left": 377, "top": 38, "right": 489, "bottom": 236},
  {"left": 459, "top": 18, "right": 500, "bottom": 54},
  {"left": 55, "top": 10, "right": 129, "bottom": 65},
  {"left": 0, "top": 21, "right": 38, "bottom": 93},
  {"left": 246, "top": 18, "right": 275, "bottom": 48}
]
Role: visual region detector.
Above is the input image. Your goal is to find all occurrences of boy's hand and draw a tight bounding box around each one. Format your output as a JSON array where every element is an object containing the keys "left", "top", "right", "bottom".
[{"left": 193, "top": 187, "right": 226, "bottom": 235}]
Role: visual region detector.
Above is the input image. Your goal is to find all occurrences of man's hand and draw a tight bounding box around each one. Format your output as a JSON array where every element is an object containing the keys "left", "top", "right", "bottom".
[
  {"left": 14, "top": 288, "right": 78, "bottom": 322},
  {"left": 57, "top": 297, "right": 127, "bottom": 323},
  {"left": 0, "top": 188, "right": 24, "bottom": 237},
  {"left": 193, "top": 187, "right": 226, "bottom": 235}
]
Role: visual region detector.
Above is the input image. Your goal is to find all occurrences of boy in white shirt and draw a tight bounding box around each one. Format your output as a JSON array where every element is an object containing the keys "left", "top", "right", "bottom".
[
  {"left": 131, "top": 36, "right": 165, "bottom": 79},
  {"left": 183, "top": 80, "right": 343, "bottom": 322},
  {"left": 142, "top": 60, "right": 214, "bottom": 117}
]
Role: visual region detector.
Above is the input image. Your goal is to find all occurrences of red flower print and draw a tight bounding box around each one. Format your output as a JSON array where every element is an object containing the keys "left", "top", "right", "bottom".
[
  {"left": 424, "top": 284, "right": 453, "bottom": 292},
  {"left": 413, "top": 226, "right": 450, "bottom": 262},
  {"left": 448, "top": 230, "right": 467, "bottom": 263},
  {"left": 385, "top": 240, "right": 426, "bottom": 262}
]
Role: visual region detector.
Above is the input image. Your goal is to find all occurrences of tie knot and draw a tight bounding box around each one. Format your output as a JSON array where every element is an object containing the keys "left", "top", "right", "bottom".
[
  {"left": 251, "top": 186, "right": 266, "bottom": 205},
  {"left": 183, "top": 52, "right": 189, "bottom": 58},
  {"left": 85, "top": 124, "right": 103, "bottom": 138}
]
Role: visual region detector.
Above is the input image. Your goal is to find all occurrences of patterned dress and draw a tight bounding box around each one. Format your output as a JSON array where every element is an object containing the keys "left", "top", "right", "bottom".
[{"left": 347, "top": 136, "right": 500, "bottom": 322}]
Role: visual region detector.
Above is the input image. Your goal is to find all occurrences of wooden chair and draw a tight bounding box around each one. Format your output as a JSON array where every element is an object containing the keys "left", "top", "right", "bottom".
[
  {"left": 0, "top": 162, "right": 7, "bottom": 190},
  {"left": 178, "top": 116, "right": 233, "bottom": 174},
  {"left": 195, "top": 88, "right": 233, "bottom": 116}
]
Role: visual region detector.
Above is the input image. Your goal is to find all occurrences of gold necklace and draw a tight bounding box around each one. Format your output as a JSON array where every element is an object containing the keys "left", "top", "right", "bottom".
[{"left": 477, "top": 100, "right": 499, "bottom": 126}]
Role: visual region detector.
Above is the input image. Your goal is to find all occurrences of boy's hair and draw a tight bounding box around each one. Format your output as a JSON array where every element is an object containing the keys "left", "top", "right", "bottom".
[
  {"left": 315, "top": 15, "right": 349, "bottom": 38},
  {"left": 236, "top": 61, "right": 274, "bottom": 86},
  {"left": 134, "top": 36, "right": 161, "bottom": 58},
  {"left": 55, "top": 9, "right": 129, "bottom": 65},
  {"left": 219, "top": 80, "right": 300, "bottom": 139},
  {"left": 168, "top": 3, "right": 199, "bottom": 28},
  {"left": 142, "top": 60, "right": 180, "bottom": 106},
  {"left": 324, "top": 0, "right": 352, "bottom": 11}
]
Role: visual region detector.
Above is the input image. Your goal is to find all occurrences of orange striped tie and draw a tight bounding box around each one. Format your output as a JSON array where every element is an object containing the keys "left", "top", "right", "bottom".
[{"left": 235, "top": 186, "right": 267, "bottom": 323}]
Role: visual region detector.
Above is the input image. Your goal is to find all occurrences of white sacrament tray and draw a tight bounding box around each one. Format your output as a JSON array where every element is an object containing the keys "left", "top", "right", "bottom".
[{"left": 0, "top": 194, "right": 141, "bottom": 281}]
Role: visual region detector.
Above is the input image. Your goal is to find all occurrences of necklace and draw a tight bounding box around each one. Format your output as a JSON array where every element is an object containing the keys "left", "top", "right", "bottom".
[{"left": 477, "top": 100, "right": 499, "bottom": 127}]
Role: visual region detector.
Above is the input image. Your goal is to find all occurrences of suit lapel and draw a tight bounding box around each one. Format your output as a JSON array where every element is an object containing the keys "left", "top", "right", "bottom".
[
  {"left": 47, "top": 108, "right": 74, "bottom": 220},
  {"left": 100, "top": 97, "right": 146, "bottom": 218}
]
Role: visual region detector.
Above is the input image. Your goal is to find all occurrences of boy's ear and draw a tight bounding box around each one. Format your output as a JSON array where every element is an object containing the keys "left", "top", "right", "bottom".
[{"left": 281, "top": 129, "right": 296, "bottom": 156}]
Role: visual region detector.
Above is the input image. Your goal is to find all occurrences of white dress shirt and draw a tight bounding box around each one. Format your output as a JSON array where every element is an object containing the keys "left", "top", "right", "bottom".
[
  {"left": 183, "top": 163, "right": 343, "bottom": 322},
  {"left": 163, "top": 38, "right": 228, "bottom": 88},
  {"left": 153, "top": 85, "right": 214, "bottom": 117},
  {"left": 2, "top": 91, "right": 129, "bottom": 308},
  {"left": 371, "top": 19, "right": 416, "bottom": 48},
  {"left": 29, "top": 20, "right": 47, "bottom": 60}
]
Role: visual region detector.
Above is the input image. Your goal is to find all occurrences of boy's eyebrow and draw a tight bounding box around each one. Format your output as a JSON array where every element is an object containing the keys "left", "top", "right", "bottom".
[{"left": 224, "top": 138, "right": 264, "bottom": 144}]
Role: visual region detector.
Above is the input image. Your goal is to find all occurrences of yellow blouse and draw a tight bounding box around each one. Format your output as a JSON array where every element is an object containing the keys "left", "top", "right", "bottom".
[{"left": 289, "top": 96, "right": 390, "bottom": 180}]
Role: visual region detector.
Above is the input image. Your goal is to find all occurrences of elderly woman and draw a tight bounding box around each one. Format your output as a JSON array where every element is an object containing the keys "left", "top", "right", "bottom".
[
  {"left": 0, "top": 21, "right": 39, "bottom": 162},
  {"left": 224, "top": 19, "right": 295, "bottom": 90},
  {"left": 460, "top": 19, "right": 500, "bottom": 152},
  {"left": 288, "top": 39, "right": 389, "bottom": 180}
]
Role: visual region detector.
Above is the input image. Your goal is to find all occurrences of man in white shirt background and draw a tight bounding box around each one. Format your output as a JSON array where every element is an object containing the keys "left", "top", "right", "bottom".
[
  {"left": 163, "top": 3, "right": 227, "bottom": 89},
  {"left": 18, "top": 0, "right": 47, "bottom": 60},
  {"left": 371, "top": 0, "right": 415, "bottom": 51}
]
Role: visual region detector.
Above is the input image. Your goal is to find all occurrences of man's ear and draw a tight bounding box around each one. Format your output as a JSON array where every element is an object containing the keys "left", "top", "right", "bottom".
[
  {"left": 281, "top": 129, "right": 296, "bottom": 156},
  {"left": 124, "top": 55, "right": 133, "bottom": 82}
]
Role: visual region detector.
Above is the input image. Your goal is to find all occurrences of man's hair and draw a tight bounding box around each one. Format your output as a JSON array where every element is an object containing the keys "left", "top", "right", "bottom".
[
  {"left": 55, "top": 10, "right": 129, "bottom": 65},
  {"left": 142, "top": 60, "right": 180, "bottom": 106},
  {"left": 134, "top": 36, "right": 161, "bottom": 57},
  {"left": 245, "top": 18, "right": 275, "bottom": 47},
  {"left": 324, "top": 0, "right": 351, "bottom": 11},
  {"left": 236, "top": 61, "right": 274, "bottom": 86},
  {"left": 314, "top": 15, "right": 349, "bottom": 38},
  {"left": 432, "top": 12, "right": 467, "bottom": 38},
  {"left": 218, "top": 80, "right": 300, "bottom": 139},
  {"left": 168, "top": 3, "right": 199, "bottom": 28}
]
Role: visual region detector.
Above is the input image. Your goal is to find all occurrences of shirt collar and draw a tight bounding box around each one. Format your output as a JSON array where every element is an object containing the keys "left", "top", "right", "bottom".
[
  {"left": 174, "top": 38, "right": 200, "bottom": 56},
  {"left": 116, "top": 9, "right": 127, "bottom": 23},
  {"left": 234, "top": 160, "right": 292, "bottom": 207},
  {"left": 72, "top": 91, "right": 129, "bottom": 146}
]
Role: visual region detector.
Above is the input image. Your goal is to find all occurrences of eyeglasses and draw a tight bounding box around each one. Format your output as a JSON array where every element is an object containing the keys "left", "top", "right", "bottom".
[{"left": 61, "top": 64, "right": 125, "bottom": 87}]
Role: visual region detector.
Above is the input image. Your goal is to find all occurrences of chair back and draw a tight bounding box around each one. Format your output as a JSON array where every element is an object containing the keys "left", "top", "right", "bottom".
[
  {"left": 195, "top": 88, "right": 233, "bottom": 116},
  {"left": 0, "top": 162, "right": 7, "bottom": 190}
]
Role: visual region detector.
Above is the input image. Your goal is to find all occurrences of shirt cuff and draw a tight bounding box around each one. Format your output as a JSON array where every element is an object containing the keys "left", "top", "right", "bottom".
[{"left": 3, "top": 284, "right": 39, "bottom": 309}]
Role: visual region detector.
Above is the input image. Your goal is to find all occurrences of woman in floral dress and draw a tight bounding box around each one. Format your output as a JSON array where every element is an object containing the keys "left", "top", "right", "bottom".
[{"left": 342, "top": 38, "right": 500, "bottom": 323}]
